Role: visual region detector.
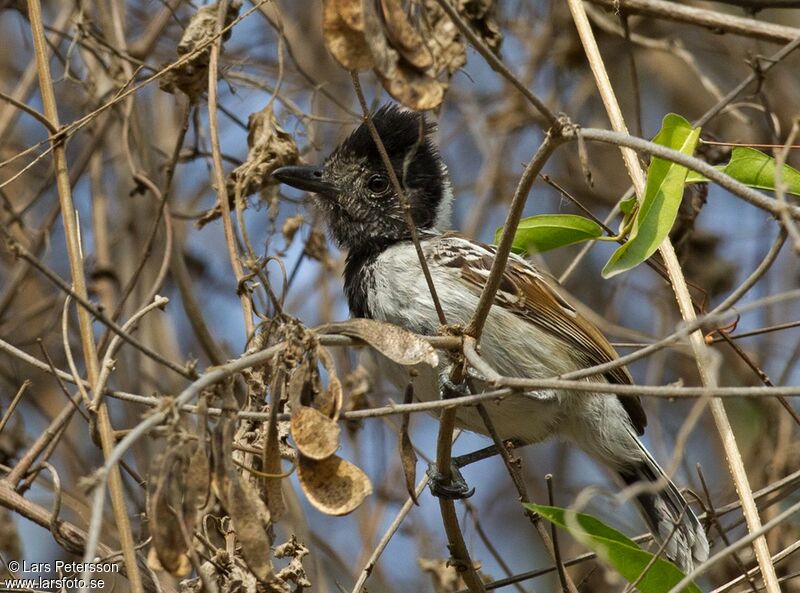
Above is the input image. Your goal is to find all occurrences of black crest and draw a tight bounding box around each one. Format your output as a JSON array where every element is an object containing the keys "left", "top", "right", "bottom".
[{"left": 334, "top": 106, "right": 442, "bottom": 199}]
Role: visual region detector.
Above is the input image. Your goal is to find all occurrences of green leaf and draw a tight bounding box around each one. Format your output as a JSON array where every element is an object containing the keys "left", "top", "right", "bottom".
[
  {"left": 602, "top": 114, "right": 701, "bottom": 278},
  {"left": 619, "top": 195, "right": 638, "bottom": 215},
  {"left": 525, "top": 503, "right": 701, "bottom": 593},
  {"left": 496, "top": 214, "right": 603, "bottom": 254},
  {"left": 685, "top": 146, "right": 800, "bottom": 197}
]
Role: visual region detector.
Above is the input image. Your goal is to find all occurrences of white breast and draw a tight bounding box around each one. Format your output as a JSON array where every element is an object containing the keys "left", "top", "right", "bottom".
[{"left": 363, "top": 240, "right": 568, "bottom": 443}]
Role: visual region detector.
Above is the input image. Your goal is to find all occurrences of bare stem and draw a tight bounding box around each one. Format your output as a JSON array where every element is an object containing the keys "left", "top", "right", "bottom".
[
  {"left": 25, "top": 1, "right": 143, "bottom": 591},
  {"left": 566, "top": 1, "right": 780, "bottom": 589}
]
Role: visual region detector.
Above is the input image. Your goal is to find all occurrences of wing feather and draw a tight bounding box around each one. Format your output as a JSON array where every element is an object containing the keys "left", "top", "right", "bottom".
[{"left": 434, "top": 234, "right": 647, "bottom": 435}]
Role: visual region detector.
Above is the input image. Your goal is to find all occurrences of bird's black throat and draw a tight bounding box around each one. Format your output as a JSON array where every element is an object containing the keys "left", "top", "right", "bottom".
[{"left": 342, "top": 238, "right": 396, "bottom": 319}]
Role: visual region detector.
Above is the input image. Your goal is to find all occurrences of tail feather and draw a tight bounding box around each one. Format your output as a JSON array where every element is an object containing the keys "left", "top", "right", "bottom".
[{"left": 619, "top": 435, "right": 709, "bottom": 574}]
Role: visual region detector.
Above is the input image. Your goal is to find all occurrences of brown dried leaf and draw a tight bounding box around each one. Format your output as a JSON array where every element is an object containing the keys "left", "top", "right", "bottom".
[
  {"left": 456, "top": 0, "right": 502, "bottom": 53},
  {"left": 159, "top": 1, "right": 241, "bottom": 99},
  {"left": 380, "top": 0, "right": 433, "bottom": 70},
  {"left": 227, "top": 105, "right": 299, "bottom": 199},
  {"left": 362, "top": 0, "right": 446, "bottom": 110},
  {"left": 297, "top": 454, "right": 373, "bottom": 516},
  {"left": 361, "top": 0, "right": 396, "bottom": 73},
  {"left": 420, "top": 0, "right": 467, "bottom": 75},
  {"left": 210, "top": 384, "right": 238, "bottom": 506},
  {"left": 281, "top": 214, "right": 304, "bottom": 246},
  {"left": 322, "top": 0, "right": 374, "bottom": 71},
  {"left": 274, "top": 536, "right": 311, "bottom": 589},
  {"left": 337, "top": 0, "right": 364, "bottom": 30},
  {"left": 319, "top": 319, "right": 439, "bottom": 367},
  {"left": 290, "top": 406, "right": 341, "bottom": 460}
]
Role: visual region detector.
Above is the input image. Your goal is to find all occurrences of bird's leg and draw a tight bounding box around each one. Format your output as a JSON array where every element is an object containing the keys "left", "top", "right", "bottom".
[{"left": 426, "top": 371, "right": 477, "bottom": 499}]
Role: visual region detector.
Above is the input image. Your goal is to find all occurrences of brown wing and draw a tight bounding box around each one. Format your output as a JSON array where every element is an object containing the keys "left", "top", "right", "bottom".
[{"left": 439, "top": 235, "right": 647, "bottom": 435}]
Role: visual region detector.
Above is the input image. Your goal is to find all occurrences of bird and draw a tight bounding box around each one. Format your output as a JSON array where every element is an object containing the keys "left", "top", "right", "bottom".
[{"left": 272, "top": 104, "right": 709, "bottom": 573}]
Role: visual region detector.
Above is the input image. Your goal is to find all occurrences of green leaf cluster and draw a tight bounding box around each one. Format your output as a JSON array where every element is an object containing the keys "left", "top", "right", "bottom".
[{"left": 498, "top": 114, "right": 800, "bottom": 276}]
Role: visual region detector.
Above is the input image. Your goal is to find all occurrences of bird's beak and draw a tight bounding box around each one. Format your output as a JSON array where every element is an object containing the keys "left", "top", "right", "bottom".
[{"left": 272, "top": 165, "right": 336, "bottom": 195}]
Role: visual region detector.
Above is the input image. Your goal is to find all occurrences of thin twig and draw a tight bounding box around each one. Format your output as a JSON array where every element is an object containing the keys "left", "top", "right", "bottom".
[
  {"left": 546, "top": 475, "right": 571, "bottom": 593},
  {"left": 0, "top": 381, "right": 30, "bottom": 434},
  {"left": 209, "top": 0, "right": 255, "bottom": 340},
  {"left": 668, "top": 498, "right": 800, "bottom": 593},
  {"left": 5, "top": 238, "right": 195, "bottom": 379}
]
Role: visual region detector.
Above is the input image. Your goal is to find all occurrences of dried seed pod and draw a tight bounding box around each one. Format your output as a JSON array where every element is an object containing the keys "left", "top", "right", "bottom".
[
  {"left": 183, "top": 399, "right": 210, "bottom": 530},
  {"left": 226, "top": 475, "right": 280, "bottom": 585},
  {"left": 159, "top": 1, "right": 242, "bottom": 99},
  {"left": 322, "top": 0, "right": 374, "bottom": 70},
  {"left": 263, "top": 369, "right": 287, "bottom": 519},
  {"left": 290, "top": 406, "right": 341, "bottom": 460},
  {"left": 317, "top": 347, "right": 343, "bottom": 419},
  {"left": 227, "top": 105, "right": 299, "bottom": 198},
  {"left": 148, "top": 449, "right": 191, "bottom": 577},
  {"left": 319, "top": 319, "right": 438, "bottom": 367},
  {"left": 399, "top": 383, "right": 419, "bottom": 504},
  {"left": 380, "top": 0, "right": 433, "bottom": 70},
  {"left": 297, "top": 454, "right": 373, "bottom": 516}
]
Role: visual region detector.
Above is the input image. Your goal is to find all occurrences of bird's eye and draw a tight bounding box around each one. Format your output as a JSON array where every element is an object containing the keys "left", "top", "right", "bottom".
[{"left": 367, "top": 174, "right": 390, "bottom": 195}]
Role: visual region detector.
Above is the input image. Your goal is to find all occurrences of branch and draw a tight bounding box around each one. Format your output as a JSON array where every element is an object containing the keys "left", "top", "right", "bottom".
[
  {"left": 209, "top": 0, "right": 255, "bottom": 340},
  {"left": 587, "top": 0, "right": 800, "bottom": 43},
  {"left": 567, "top": 1, "right": 780, "bottom": 589},
  {"left": 572, "top": 128, "right": 800, "bottom": 221},
  {"left": 465, "top": 131, "right": 562, "bottom": 339},
  {"left": 25, "top": 1, "right": 143, "bottom": 591}
]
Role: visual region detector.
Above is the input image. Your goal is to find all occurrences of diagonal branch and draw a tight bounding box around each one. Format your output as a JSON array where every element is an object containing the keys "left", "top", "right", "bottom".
[{"left": 566, "top": 1, "right": 780, "bottom": 590}]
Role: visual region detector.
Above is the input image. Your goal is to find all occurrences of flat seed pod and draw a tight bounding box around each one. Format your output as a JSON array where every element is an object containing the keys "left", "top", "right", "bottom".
[
  {"left": 337, "top": 0, "right": 365, "bottom": 30},
  {"left": 183, "top": 399, "right": 210, "bottom": 530},
  {"left": 148, "top": 450, "right": 191, "bottom": 577},
  {"left": 317, "top": 347, "right": 343, "bottom": 419},
  {"left": 227, "top": 476, "right": 279, "bottom": 585},
  {"left": 298, "top": 454, "right": 373, "bottom": 516},
  {"left": 322, "top": 0, "right": 374, "bottom": 70},
  {"left": 319, "top": 319, "right": 438, "bottom": 367},
  {"left": 264, "top": 370, "right": 287, "bottom": 519},
  {"left": 286, "top": 358, "right": 317, "bottom": 408},
  {"left": 290, "top": 405, "right": 341, "bottom": 460},
  {"left": 380, "top": 0, "right": 433, "bottom": 70},
  {"left": 379, "top": 67, "right": 446, "bottom": 111}
]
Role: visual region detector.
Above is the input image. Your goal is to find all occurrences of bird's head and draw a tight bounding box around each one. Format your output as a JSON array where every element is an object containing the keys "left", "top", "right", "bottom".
[{"left": 273, "top": 105, "right": 452, "bottom": 251}]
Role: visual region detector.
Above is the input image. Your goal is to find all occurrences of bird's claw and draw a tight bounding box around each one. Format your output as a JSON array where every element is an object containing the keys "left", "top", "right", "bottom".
[
  {"left": 440, "top": 377, "right": 470, "bottom": 399},
  {"left": 426, "top": 462, "right": 475, "bottom": 499}
]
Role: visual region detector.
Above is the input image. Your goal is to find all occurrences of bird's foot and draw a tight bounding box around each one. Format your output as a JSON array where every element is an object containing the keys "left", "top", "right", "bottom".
[
  {"left": 426, "top": 462, "right": 475, "bottom": 499},
  {"left": 439, "top": 376, "right": 470, "bottom": 400}
]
